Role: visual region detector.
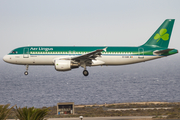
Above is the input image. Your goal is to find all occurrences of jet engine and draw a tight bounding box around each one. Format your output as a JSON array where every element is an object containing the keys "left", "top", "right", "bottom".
[{"left": 54, "top": 60, "right": 79, "bottom": 71}]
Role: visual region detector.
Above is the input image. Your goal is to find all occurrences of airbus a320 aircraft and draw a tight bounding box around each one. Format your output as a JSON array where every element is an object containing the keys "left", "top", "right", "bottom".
[{"left": 3, "top": 19, "right": 178, "bottom": 76}]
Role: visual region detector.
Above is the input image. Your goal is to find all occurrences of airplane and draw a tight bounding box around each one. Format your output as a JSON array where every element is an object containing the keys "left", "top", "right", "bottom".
[{"left": 3, "top": 19, "right": 178, "bottom": 76}]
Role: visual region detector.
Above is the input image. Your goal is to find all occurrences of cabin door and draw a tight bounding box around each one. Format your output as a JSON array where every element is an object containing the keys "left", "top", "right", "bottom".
[
  {"left": 23, "top": 48, "right": 29, "bottom": 58},
  {"left": 138, "top": 48, "right": 144, "bottom": 59}
]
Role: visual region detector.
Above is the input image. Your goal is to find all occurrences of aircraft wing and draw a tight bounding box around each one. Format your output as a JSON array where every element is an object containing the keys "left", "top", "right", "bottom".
[
  {"left": 71, "top": 47, "right": 107, "bottom": 61},
  {"left": 153, "top": 49, "right": 174, "bottom": 55}
]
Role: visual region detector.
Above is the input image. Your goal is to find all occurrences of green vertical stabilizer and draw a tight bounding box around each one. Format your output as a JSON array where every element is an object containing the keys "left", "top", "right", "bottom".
[{"left": 142, "top": 19, "right": 175, "bottom": 48}]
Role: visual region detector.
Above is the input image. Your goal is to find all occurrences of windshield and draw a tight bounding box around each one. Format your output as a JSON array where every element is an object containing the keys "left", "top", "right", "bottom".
[{"left": 10, "top": 51, "right": 18, "bottom": 54}]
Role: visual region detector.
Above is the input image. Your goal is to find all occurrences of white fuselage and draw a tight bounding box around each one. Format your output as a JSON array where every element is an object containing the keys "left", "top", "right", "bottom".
[{"left": 3, "top": 54, "right": 162, "bottom": 66}]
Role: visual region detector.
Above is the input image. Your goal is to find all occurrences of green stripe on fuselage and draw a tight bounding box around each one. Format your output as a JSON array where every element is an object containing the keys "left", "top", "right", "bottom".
[{"left": 8, "top": 46, "right": 176, "bottom": 56}]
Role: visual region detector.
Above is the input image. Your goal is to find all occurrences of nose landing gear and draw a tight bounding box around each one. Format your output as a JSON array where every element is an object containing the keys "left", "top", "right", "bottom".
[
  {"left": 24, "top": 71, "right": 28, "bottom": 75},
  {"left": 24, "top": 65, "right": 29, "bottom": 76}
]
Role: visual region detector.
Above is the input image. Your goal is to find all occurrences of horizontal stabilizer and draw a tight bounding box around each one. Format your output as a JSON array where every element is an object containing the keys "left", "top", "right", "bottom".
[{"left": 153, "top": 49, "right": 174, "bottom": 55}]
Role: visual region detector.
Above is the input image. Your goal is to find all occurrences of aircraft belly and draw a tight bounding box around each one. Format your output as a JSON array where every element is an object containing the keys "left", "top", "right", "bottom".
[
  {"left": 8, "top": 55, "right": 55, "bottom": 65},
  {"left": 31, "top": 56, "right": 55, "bottom": 65},
  {"left": 7, "top": 55, "right": 162, "bottom": 66},
  {"left": 97, "top": 56, "right": 162, "bottom": 65}
]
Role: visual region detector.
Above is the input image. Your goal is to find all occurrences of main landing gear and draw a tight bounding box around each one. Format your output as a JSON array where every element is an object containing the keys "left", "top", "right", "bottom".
[
  {"left": 83, "top": 70, "right": 89, "bottom": 76},
  {"left": 82, "top": 63, "right": 89, "bottom": 76},
  {"left": 24, "top": 65, "right": 29, "bottom": 76}
]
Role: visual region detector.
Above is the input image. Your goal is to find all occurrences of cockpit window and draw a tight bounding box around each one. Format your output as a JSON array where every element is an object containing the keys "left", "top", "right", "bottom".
[{"left": 11, "top": 51, "right": 18, "bottom": 54}]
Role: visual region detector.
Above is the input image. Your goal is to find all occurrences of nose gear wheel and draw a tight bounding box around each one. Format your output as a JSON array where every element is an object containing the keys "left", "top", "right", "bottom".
[
  {"left": 24, "top": 65, "right": 29, "bottom": 76},
  {"left": 24, "top": 71, "right": 28, "bottom": 75}
]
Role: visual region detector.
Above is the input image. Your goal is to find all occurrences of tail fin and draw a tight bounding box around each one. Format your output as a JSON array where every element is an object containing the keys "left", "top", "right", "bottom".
[{"left": 142, "top": 19, "right": 175, "bottom": 48}]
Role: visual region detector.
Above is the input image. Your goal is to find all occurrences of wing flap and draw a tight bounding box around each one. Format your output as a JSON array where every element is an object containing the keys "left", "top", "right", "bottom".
[{"left": 71, "top": 47, "right": 107, "bottom": 61}]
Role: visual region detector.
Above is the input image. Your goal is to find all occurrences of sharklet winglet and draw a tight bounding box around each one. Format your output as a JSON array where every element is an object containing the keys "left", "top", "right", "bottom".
[{"left": 103, "top": 47, "right": 108, "bottom": 52}]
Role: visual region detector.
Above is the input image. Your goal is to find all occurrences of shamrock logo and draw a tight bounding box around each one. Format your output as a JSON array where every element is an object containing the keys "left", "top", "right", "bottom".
[{"left": 154, "top": 29, "right": 169, "bottom": 42}]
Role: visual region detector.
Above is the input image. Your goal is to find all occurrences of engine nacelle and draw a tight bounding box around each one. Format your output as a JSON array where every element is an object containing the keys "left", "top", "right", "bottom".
[
  {"left": 55, "top": 60, "right": 71, "bottom": 71},
  {"left": 54, "top": 60, "right": 79, "bottom": 71}
]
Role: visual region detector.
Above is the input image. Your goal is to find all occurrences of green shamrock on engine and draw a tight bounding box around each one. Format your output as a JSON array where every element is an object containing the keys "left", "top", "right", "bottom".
[{"left": 154, "top": 29, "right": 169, "bottom": 42}]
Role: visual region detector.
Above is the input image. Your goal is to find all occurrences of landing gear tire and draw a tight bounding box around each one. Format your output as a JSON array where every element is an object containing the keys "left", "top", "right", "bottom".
[
  {"left": 24, "top": 65, "right": 29, "bottom": 76},
  {"left": 24, "top": 71, "right": 28, "bottom": 76},
  {"left": 83, "top": 70, "right": 89, "bottom": 76}
]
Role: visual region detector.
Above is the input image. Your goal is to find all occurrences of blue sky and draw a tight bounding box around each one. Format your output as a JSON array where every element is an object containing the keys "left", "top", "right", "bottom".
[{"left": 0, "top": 0, "right": 180, "bottom": 58}]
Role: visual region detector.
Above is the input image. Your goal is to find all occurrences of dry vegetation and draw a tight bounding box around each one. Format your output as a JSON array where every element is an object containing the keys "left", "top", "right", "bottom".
[{"left": 4, "top": 102, "right": 180, "bottom": 119}]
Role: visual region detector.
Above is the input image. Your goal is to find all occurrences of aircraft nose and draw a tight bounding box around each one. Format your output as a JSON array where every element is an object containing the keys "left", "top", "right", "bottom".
[{"left": 3, "top": 55, "right": 9, "bottom": 62}]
